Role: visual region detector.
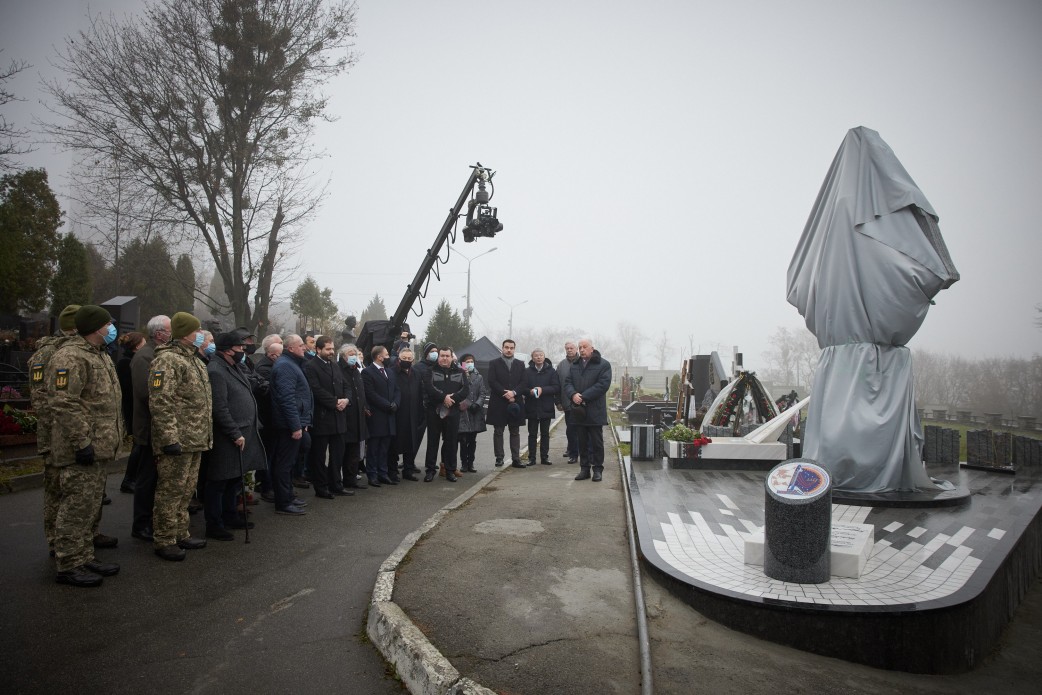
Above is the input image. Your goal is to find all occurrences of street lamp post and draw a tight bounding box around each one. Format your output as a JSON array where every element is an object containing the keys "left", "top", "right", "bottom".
[
  {"left": 456, "top": 247, "right": 497, "bottom": 326},
  {"left": 498, "top": 296, "right": 529, "bottom": 337}
]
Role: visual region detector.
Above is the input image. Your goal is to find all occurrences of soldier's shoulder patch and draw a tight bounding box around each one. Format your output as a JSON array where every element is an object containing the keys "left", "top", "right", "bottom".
[
  {"left": 31, "top": 363, "right": 44, "bottom": 384},
  {"left": 54, "top": 368, "right": 69, "bottom": 390},
  {"left": 150, "top": 370, "right": 165, "bottom": 391}
]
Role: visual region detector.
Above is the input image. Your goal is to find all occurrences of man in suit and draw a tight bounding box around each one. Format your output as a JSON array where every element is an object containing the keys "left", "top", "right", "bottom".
[
  {"left": 361, "top": 345, "right": 400, "bottom": 487},
  {"left": 486, "top": 338, "right": 527, "bottom": 468},
  {"left": 304, "top": 335, "right": 352, "bottom": 499}
]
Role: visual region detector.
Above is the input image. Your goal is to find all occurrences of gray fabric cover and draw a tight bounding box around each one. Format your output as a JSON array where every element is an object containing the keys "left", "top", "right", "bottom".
[{"left": 787, "top": 127, "right": 959, "bottom": 493}]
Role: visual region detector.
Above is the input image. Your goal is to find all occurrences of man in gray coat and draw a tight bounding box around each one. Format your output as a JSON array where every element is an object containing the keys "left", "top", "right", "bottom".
[
  {"left": 563, "top": 338, "right": 613, "bottom": 482},
  {"left": 556, "top": 341, "right": 581, "bottom": 463}
]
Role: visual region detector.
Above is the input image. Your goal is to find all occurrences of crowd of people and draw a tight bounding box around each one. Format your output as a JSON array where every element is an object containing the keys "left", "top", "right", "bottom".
[{"left": 28, "top": 305, "right": 612, "bottom": 588}]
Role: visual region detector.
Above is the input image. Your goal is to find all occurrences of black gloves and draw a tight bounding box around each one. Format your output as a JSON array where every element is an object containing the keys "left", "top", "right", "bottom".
[
  {"left": 75, "top": 445, "right": 95, "bottom": 466},
  {"left": 162, "top": 442, "right": 183, "bottom": 456}
]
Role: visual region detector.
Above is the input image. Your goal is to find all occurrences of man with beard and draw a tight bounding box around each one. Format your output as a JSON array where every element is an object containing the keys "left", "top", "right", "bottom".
[
  {"left": 422, "top": 347, "right": 469, "bottom": 482},
  {"left": 487, "top": 339, "right": 527, "bottom": 468},
  {"left": 304, "top": 335, "right": 352, "bottom": 499}
]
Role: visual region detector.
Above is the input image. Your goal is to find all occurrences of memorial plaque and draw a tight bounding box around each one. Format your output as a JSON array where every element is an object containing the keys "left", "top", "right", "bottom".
[{"left": 763, "top": 459, "right": 832, "bottom": 584}]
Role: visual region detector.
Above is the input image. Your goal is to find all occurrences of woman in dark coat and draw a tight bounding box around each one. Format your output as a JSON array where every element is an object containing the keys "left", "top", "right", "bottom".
[
  {"left": 523, "top": 349, "right": 559, "bottom": 465},
  {"left": 116, "top": 332, "right": 146, "bottom": 492},
  {"left": 338, "top": 344, "right": 369, "bottom": 489},
  {"left": 392, "top": 348, "right": 425, "bottom": 481},
  {"left": 457, "top": 353, "right": 487, "bottom": 472},
  {"left": 203, "top": 333, "right": 267, "bottom": 540}
]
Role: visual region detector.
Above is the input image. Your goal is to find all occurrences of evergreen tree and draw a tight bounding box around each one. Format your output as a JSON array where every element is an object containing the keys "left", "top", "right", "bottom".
[
  {"left": 85, "top": 243, "right": 116, "bottom": 305},
  {"left": 49, "top": 234, "right": 93, "bottom": 314},
  {"left": 290, "top": 275, "right": 338, "bottom": 334},
  {"left": 0, "top": 169, "right": 63, "bottom": 313},
  {"left": 359, "top": 293, "right": 388, "bottom": 328},
  {"left": 423, "top": 300, "right": 474, "bottom": 352},
  {"left": 174, "top": 254, "right": 196, "bottom": 313}
]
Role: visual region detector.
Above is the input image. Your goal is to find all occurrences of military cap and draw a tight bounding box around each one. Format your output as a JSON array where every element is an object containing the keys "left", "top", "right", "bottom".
[
  {"left": 170, "top": 311, "right": 202, "bottom": 340},
  {"left": 74, "top": 305, "right": 112, "bottom": 335},
  {"left": 58, "top": 304, "right": 82, "bottom": 331},
  {"left": 215, "top": 331, "right": 246, "bottom": 351}
]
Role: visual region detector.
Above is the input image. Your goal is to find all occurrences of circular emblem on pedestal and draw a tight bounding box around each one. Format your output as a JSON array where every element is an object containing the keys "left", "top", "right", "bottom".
[{"left": 767, "top": 460, "right": 830, "bottom": 501}]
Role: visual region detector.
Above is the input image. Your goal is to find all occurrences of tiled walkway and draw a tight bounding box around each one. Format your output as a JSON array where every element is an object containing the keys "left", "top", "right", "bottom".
[{"left": 627, "top": 456, "right": 1042, "bottom": 610}]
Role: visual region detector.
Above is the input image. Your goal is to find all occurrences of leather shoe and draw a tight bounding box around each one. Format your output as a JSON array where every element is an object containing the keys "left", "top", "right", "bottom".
[
  {"left": 177, "top": 537, "right": 207, "bottom": 550},
  {"left": 206, "top": 526, "right": 234, "bottom": 541},
  {"left": 510, "top": 461, "right": 526, "bottom": 469},
  {"left": 495, "top": 459, "right": 504, "bottom": 467},
  {"left": 155, "top": 545, "right": 186, "bottom": 562},
  {"left": 120, "top": 481, "right": 135, "bottom": 493},
  {"left": 592, "top": 471, "right": 603, "bottom": 482},
  {"left": 102, "top": 494, "right": 112, "bottom": 506},
  {"left": 368, "top": 479, "right": 382, "bottom": 488},
  {"left": 332, "top": 488, "right": 355, "bottom": 496},
  {"left": 446, "top": 472, "right": 457, "bottom": 482},
  {"left": 55, "top": 566, "right": 103, "bottom": 587},
  {"left": 574, "top": 470, "right": 591, "bottom": 481},
  {"left": 346, "top": 482, "right": 368, "bottom": 489},
  {"left": 93, "top": 533, "right": 118, "bottom": 548},
  {"left": 85, "top": 560, "right": 120, "bottom": 576},
  {"left": 292, "top": 476, "right": 311, "bottom": 489},
  {"left": 291, "top": 497, "right": 309, "bottom": 507},
  {"left": 423, "top": 471, "right": 435, "bottom": 482},
  {"left": 315, "top": 490, "right": 335, "bottom": 499},
  {"left": 567, "top": 457, "right": 578, "bottom": 464},
  {"left": 275, "top": 504, "right": 306, "bottom": 516},
  {"left": 378, "top": 476, "right": 398, "bottom": 485},
  {"left": 402, "top": 473, "right": 419, "bottom": 481},
  {"left": 541, "top": 460, "right": 552, "bottom": 465},
  {"left": 131, "top": 527, "right": 154, "bottom": 542},
  {"left": 224, "top": 517, "right": 255, "bottom": 530}
]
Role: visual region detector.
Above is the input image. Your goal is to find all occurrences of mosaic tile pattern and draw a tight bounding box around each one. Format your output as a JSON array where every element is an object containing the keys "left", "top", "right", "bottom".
[{"left": 628, "top": 459, "right": 1042, "bottom": 609}]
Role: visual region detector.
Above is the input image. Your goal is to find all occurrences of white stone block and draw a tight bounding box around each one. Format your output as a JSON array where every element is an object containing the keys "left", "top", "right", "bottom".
[{"left": 743, "top": 523, "right": 875, "bottom": 579}]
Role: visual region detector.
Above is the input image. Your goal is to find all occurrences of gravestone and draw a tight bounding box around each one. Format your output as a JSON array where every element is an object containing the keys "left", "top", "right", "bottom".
[
  {"left": 630, "top": 425, "right": 657, "bottom": 460},
  {"left": 762, "top": 459, "right": 832, "bottom": 584},
  {"left": 966, "top": 429, "right": 1013, "bottom": 470}
]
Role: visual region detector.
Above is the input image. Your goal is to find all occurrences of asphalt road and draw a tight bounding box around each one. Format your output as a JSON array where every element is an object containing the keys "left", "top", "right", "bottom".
[{"left": 0, "top": 437, "right": 496, "bottom": 695}]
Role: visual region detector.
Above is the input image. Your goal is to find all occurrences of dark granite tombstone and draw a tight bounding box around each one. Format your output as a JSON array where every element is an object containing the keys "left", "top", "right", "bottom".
[
  {"left": 630, "top": 425, "right": 657, "bottom": 460},
  {"left": 763, "top": 459, "right": 832, "bottom": 584}
]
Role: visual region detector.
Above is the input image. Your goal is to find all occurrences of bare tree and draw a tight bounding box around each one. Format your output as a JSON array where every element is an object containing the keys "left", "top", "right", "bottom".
[
  {"left": 654, "top": 329, "right": 673, "bottom": 369},
  {"left": 44, "top": 0, "right": 358, "bottom": 332},
  {"left": 616, "top": 321, "right": 645, "bottom": 368},
  {"left": 0, "top": 54, "right": 34, "bottom": 170}
]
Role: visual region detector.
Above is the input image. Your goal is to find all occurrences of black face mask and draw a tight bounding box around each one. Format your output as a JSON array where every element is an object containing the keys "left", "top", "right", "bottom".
[{"left": 244, "top": 344, "right": 258, "bottom": 355}]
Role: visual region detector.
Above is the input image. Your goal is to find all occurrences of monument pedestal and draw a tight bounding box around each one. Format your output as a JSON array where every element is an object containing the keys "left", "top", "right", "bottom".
[{"left": 763, "top": 459, "right": 832, "bottom": 584}]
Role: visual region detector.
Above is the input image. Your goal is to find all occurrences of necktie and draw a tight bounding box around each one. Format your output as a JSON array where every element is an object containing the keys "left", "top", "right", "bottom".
[{"left": 379, "top": 366, "right": 387, "bottom": 379}]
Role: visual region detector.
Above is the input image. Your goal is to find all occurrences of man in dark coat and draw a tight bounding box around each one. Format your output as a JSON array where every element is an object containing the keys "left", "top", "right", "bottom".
[
  {"left": 422, "top": 347, "right": 470, "bottom": 482},
  {"left": 254, "top": 335, "right": 283, "bottom": 502},
  {"left": 361, "top": 345, "right": 400, "bottom": 486},
  {"left": 556, "top": 341, "right": 581, "bottom": 464},
  {"left": 304, "top": 335, "right": 353, "bottom": 499},
  {"left": 563, "top": 338, "right": 613, "bottom": 482},
  {"left": 486, "top": 338, "right": 527, "bottom": 468},
  {"left": 130, "top": 314, "right": 171, "bottom": 541},
  {"left": 337, "top": 344, "right": 368, "bottom": 489},
  {"left": 392, "top": 348, "right": 424, "bottom": 481},
  {"left": 269, "top": 334, "right": 313, "bottom": 515},
  {"left": 203, "top": 332, "right": 266, "bottom": 540},
  {"left": 524, "top": 348, "right": 559, "bottom": 465}
]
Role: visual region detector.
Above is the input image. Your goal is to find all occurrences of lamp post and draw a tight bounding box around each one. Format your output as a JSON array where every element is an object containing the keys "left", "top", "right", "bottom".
[
  {"left": 498, "top": 296, "right": 529, "bottom": 337},
  {"left": 456, "top": 246, "right": 497, "bottom": 326}
]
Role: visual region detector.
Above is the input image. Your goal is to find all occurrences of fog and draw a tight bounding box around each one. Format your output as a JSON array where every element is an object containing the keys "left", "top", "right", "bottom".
[{"left": 3, "top": 0, "right": 1041, "bottom": 368}]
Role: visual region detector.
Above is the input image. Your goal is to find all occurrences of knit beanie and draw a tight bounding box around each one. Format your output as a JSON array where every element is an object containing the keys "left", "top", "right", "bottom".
[
  {"left": 59, "top": 304, "right": 82, "bottom": 331},
  {"left": 74, "top": 305, "right": 111, "bottom": 335},
  {"left": 170, "top": 311, "right": 201, "bottom": 340}
]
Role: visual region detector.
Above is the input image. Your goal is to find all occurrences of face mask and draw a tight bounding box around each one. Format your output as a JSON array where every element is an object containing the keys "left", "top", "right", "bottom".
[
  {"left": 428, "top": 351, "right": 438, "bottom": 361},
  {"left": 193, "top": 332, "right": 205, "bottom": 349},
  {"left": 465, "top": 362, "right": 475, "bottom": 373},
  {"left": 236, "top": 351, "right": 246, "bottom": 364},
  {"left": 306, "top": 349, "right": 316, "bottom": 357},
  {"left": 346, "top": 355, "right": 358, "bottom": 367},
  {"left": 204, "top": 343, "right": 216, "bottom": 357},
  {"left": 244, "top": 344, "right": 258, "bottom": 355},
  {"left": 102, "top": 324, "right": 118, "bottom": 345}
]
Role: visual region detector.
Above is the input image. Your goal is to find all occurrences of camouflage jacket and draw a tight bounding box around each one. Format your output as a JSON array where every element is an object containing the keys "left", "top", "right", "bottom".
[
  {"left": 47, "top": 335, "right": 124, "bottom": 466},
  {"left": 28, "top": 334, "right": 72, "bottom": 454},
  {"left": 149, "top": 341, "right": 213, "bottom": 454}
]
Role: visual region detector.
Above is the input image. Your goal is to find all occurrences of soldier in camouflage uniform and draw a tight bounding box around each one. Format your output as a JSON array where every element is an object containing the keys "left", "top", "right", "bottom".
[
  {"left": 149, "top": 311, "right": 214, "bottom": 561},
  {"left": 30, "top": 304, "right": 80, "bottom": 554},
  {"left": 47, "top": 305, "right": 124, "bottom": 587}
]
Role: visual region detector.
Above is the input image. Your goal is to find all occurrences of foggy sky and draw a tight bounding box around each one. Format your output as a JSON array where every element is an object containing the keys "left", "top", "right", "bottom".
[{"left": 3, "top": 0, "right": 1041, "bottom": 368}]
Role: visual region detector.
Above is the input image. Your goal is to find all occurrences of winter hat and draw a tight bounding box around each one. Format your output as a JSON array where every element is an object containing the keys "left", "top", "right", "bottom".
[
  {"left": 59, "top": 304, "right": 82, "bottom": 331},
  {"left": 170, "top": 311, "right": 202, "bottom": 340},
  {"left": 74, "top": 305, "right": 111, "bottom": 335}
]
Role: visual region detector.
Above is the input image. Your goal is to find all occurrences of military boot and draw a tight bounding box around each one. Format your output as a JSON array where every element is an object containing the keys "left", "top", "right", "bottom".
[
  {"left": 574, "top": 468, "right": 591, "bottom": 481},
  {"left": 56, "top": 566, "right": 104, "bottom": 587}
]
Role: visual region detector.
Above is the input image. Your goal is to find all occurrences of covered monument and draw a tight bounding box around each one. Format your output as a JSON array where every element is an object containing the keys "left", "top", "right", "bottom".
[{"left": 787, "top": 127, "right": 960, "bottom": 493}]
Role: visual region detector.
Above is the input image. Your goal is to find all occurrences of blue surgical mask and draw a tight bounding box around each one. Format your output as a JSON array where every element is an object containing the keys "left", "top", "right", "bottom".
[
  {"left": 103, "top": 324, "right": 118, "bottom": 345},
  {"left": 306, "top": 349, "right": 316, "bottom": 357},
  {"left": 428, "top": 351, "right": 438, "bottom": 361},
  {"left": 347, "top": 355, "right": 358, "bottom": 367},
  {"left": 204, "top": 343, "right": 216, "bottom": 357},
  {"left": 465, "top": 362, "right": 475, "bottom": 373},
  {"left": 193, "top": 332, "right": 205, "bottom": 349}
]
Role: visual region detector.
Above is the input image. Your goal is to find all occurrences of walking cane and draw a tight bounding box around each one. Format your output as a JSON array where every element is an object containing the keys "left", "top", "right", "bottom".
[{"left": 238, "top": 445, "right": 250, "bottom": 545}]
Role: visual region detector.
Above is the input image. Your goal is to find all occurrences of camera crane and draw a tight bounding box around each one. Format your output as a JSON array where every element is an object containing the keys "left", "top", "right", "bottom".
[{"left": 356, "top": 163, "right": 503, "bottom": 359}]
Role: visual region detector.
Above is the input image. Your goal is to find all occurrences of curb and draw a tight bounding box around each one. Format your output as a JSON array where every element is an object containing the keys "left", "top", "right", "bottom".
[{"left": 365, "top": 415, "right": 565, "bottom": 695}]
